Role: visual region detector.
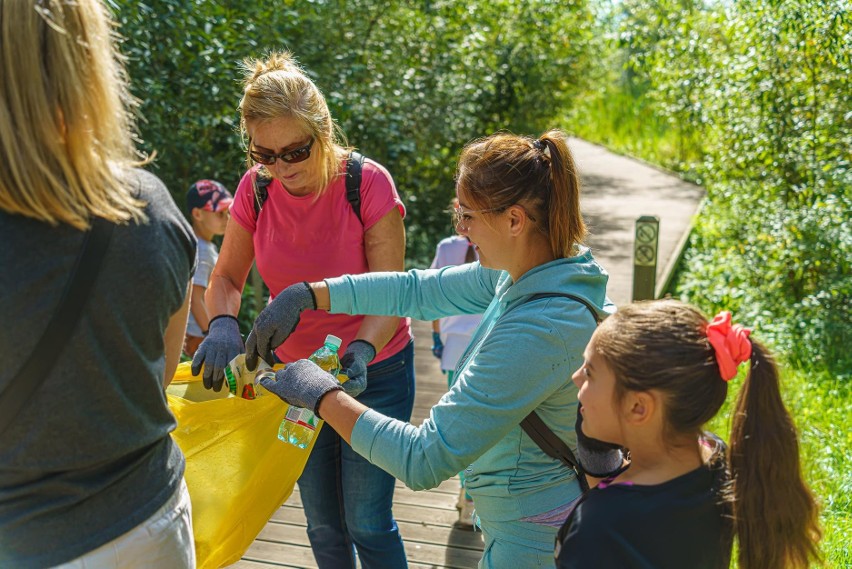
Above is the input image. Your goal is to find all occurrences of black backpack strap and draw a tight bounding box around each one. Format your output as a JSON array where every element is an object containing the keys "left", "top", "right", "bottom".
[
  {"left": 0, "top": 217, "right": 114, "bottom": 434},
  {"left": 521, "top": 411, "right": 590, "bottom": 493},
  {"left": 253, "top": 166, "right": 273, "bottom": 219},
  {"left": 517, "top": 292, "right": 605, "bottom": 493},
  {"left": 346, "top": 151, "right": 365, "bottom": 224}
]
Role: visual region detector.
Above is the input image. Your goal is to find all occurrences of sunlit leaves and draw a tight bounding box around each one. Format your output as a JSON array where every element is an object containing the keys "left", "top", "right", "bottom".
[
  {"left": 578, "top": 0, "right": 850, "bottom": 378},
  {"left": 110, "top": 0, "right": 598, "bottom": 265}
]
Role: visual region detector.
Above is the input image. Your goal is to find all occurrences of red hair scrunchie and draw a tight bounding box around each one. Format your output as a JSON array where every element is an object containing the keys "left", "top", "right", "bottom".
[{"left": 706, "top": 311, "right": 753, "bottom": 381}]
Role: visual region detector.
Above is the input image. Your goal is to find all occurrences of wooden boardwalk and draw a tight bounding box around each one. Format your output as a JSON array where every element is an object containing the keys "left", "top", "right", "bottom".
[{"left": 229, "top": 138, "right": 705, "bottom": 568}]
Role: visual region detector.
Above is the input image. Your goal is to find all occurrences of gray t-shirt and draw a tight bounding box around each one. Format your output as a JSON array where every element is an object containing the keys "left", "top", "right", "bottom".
[{"left": 0, "top": 168, "right": 196, "bottom": 566}]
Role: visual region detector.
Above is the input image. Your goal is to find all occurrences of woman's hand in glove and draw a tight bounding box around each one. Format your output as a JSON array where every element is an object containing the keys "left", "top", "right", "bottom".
[
  {"left": 339, "top": 340, "right": 376, "bottom": 398},
  {"left": 246, "top": 281, "right": 316, "bottom": 371},
  {"left": 431, "top": 332, "right": 444, "bottom": 359},
  {"left": 258, "top": 359, "right": 343, "bottom": 417},
  {"left": 191, "top": 315, "right": 244, "bottom": 391}
]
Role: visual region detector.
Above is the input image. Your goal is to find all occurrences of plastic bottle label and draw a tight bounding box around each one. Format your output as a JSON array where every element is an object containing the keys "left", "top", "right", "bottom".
[
  {"left": 223, "top": 366, "right": 239, "bottom": 396},
  {"left": 284, "top": 406, "right": 317, "bottom": 430}
]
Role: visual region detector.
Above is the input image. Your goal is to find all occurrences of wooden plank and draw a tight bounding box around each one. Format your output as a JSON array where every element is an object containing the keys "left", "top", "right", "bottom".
[
  {"left": 283, "top": 484, "right": 459, "bottom": 513},
  {"left": 255, "top": 518, "right": 482, "bottom": 553},
  {"left": 273, "top": 503, "right": 463, "bottom": 532},
  {"left": 239, "top": 534, "right": 482, "bottom": 569},
  {"left": 255, "top": 522, "right": 482, "bottom": 557}
]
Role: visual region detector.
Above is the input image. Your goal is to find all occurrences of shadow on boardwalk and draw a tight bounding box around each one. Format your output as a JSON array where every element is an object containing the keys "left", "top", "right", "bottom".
[{"left": 231, "top": 138, "right": 705, "bottom": 568}]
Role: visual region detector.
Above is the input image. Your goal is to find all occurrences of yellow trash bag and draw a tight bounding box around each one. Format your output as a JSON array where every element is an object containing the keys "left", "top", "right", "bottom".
[{"left": 166, "top": 361, "right": 320, "bottom": 569}]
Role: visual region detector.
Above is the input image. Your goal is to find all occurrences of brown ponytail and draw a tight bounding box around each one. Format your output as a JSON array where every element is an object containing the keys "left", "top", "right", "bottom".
[
  {"left": 539, "top": 131, "right": 586, "bottom": 258},
  {"left": 456, "top": 129, "right": 586, "bottom": 259},
  {"left": 729, "top": 342, "right": 822, "bottom": 569}
]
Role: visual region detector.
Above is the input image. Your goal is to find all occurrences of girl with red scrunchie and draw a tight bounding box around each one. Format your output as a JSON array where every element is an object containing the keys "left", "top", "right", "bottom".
[{"left": 555, "top": 299, "right": 821, "bottom": 569}]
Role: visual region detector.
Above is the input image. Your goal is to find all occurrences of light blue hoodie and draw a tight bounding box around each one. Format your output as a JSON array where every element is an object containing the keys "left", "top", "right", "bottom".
[{"left": 325, "top": 246, "right": 614, "bottom": 523}]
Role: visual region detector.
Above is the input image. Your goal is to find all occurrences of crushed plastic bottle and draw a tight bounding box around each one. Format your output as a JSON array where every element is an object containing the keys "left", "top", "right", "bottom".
[{"left": 224, "top": 353, "right": 271, "bottom": 399}]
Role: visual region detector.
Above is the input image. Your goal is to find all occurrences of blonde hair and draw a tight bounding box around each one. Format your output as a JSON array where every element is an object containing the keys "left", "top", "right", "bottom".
[
  {"left": 0, "top": 0, "right": 147, "bottom": 230},
  {"left": 456, "top": 130, "right": 586, "bottom": 258},
  {"left": 239, "top": 51, "right": 349, "bottom": 194}
]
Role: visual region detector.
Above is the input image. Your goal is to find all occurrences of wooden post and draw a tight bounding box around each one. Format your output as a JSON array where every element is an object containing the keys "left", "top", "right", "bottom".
[{"left": 632, "top": 215, "right": 659, "bottom": 301}]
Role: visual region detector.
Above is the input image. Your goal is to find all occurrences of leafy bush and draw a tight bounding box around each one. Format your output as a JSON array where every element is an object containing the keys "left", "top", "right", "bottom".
[
  {"left": 575, "top": 4, "right": 851, "bottom": 561},
  {"left": 571, "top": 0, "right": 851, "bottom": 378},
  {"left": 111, "top": 0, "right": 598, "bottom": 267}
]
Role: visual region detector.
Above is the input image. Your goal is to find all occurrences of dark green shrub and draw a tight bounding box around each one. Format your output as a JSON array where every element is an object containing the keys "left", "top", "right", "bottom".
[{"left": 112, "top": 0, "right": 598, "bottom": 267}]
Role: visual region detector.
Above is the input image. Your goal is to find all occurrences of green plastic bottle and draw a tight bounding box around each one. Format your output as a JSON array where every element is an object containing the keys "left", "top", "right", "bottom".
[{"left": 278, "top": 334, "right": 342, "bottom": 448}]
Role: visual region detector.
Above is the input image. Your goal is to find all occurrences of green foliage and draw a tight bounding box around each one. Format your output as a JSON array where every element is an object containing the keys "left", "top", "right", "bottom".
[
  {"left": 572, "top": 0, "right": 851, "bottom": 379},
  {"left": 111, "top": 0, "right": 598, "bottom": 267},
  {"left": 573, "top": 2, "right": 850, "bottom": 562}
]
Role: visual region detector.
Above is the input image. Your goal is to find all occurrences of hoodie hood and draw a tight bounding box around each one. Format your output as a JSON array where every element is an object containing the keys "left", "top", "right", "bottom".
[{"left": 494, "top": 245, "right": 614, "bottom": 320}]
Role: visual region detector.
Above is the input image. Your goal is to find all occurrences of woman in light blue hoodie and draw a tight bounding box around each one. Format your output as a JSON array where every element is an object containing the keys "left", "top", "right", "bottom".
[{"left": 248, "top": 130, "right": 622, "bottom": 568}]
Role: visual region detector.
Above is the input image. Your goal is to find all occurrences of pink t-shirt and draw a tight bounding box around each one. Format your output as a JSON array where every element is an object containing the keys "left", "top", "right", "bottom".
[{"left": 230, "top": 158, "right": 411, "bottom": 363}]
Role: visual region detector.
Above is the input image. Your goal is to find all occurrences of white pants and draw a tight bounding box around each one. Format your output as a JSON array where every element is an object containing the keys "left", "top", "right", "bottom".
[{"left": 53, "top": 479, "right": 195, "bottom": 569}]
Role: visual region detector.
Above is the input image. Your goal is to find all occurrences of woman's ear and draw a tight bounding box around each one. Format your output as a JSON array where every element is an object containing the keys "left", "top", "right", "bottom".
[{"left": 506, "top": 205, "right": 529, "bottom": 237}]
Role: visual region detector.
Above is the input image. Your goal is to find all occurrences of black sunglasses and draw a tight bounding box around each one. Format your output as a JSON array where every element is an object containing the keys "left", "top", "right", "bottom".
[{"left": 249, "top": 138, "right": 315, "bottom": 165}]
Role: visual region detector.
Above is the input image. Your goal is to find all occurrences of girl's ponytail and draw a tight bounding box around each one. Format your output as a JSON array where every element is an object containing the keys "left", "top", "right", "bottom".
[{"left": 729, "top": 341, "right": 821, "bottom": 569}]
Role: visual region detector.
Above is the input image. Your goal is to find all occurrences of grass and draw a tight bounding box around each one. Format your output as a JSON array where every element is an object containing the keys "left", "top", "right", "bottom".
[{"left": 567, "top": 86, "right": 704, "bottom": 180}]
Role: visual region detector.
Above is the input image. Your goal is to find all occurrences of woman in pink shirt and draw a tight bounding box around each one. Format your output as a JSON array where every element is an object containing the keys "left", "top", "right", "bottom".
[{"left": 191, "top": 51, "right": 414, "bottom": 569}]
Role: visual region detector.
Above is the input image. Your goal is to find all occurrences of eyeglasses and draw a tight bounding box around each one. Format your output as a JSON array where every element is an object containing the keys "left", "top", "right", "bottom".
[
  {"left": 249, "top": 138, "right": 315, "bottom": 165},
  {"left": 451, "top": 204, "right": 501, "bottom": 231},
  {"left": 450, "top": 203, "right": 538, "bottom": 231}
]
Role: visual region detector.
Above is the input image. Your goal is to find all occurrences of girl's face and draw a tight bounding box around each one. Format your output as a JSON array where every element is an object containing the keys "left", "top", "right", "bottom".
[
  {"left": 572, "top": 336, "right": 624, "bottom": 446},
  {"left": 247, "top": 116, "right": 320, "bottom": 196}
]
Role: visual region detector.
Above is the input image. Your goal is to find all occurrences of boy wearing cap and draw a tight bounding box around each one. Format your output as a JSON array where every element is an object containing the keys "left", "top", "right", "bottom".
[{"left": 184, "top": 180, "right": 233, "bottom": 356}]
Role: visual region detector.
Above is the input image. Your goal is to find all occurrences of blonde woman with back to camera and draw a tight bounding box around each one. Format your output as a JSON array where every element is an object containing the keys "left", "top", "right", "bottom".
[
  {"left": 191, "top": 51, "right": 414, "bottom": 568},
  {"left": 0, "top": 0, "right": 196, "bottom": 567}
]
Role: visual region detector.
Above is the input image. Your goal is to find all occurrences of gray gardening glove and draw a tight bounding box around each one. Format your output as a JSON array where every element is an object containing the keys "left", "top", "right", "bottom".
[
  {"left": 339, "top": 340, "right": 376, "bottom": 398},
  {"left": 258, "top": 359, "right": 343, "bottom": 418},
  {"left": 191, "top": 315, "right": 245, "bottom": 391},
  {"left": 246, "top": 281, "right": 316, "bottom": 371}
]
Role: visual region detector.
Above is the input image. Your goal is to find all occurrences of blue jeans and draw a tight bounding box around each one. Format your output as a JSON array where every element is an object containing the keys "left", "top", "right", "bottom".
[{"left": 298, "top": 340, "right": 415, "bottom": 569}]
